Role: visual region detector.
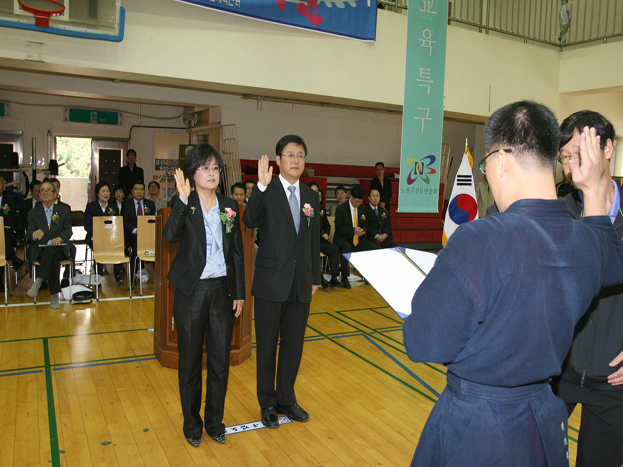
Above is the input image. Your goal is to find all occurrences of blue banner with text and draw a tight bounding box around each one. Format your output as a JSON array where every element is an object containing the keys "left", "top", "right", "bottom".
[{"left": 177, "top": 0, "right": 377, "bottom": 41}]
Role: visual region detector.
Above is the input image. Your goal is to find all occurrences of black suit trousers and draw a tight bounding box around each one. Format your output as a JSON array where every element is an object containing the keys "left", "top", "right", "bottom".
[
  {"left": 36, "top": 246, "right": 65, "bottom": 294},
  {"left": 173, "top": 277, "right": 235, "bottom": 438},
  {"left": 255, "top": 276, "right": 310, "bottom": 408},
  {"left": 334, "top": 237, "right": 378, "bottom": 279},
  {"left": 320, "top": 240, "right": 339, "bottom": 279}
]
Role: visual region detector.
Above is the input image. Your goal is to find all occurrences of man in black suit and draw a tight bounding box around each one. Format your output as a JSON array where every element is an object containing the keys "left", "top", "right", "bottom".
[
  {"left": 370, "top": 161, "right": 393, "bottom": 209},
  {"left": 18, "top": 179, "right": 41, "bottom": 240},
  {"left": 118, "top": 149, "right": 144, "bottom": 198},
  {"left": 367, "top": 188, "right": 397, "bottom": 249},
  {"left": 333, "top": 185, "right": 379, "bottom": 288},
  {"left": 0, "top": 178, "right": 25, "bottom": 280},
  {"left": 122, "top": 181, "right": 156, "bottom": 284},
  {"left": 50, "top": 178, "right": 75, "bottom": 286},
  {"left": 243, "top": 135, "right": 320, "bottom": 428}
]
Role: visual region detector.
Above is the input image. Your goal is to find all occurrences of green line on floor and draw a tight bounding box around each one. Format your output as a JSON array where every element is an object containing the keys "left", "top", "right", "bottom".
[{"left": 43, "top": 338, "right": 61, "bottom": 467}]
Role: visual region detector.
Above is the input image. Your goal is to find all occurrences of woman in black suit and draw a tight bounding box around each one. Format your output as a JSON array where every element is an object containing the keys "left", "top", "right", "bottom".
[
  {"left": 162, "top": 143, "right": 245, "bottom": 448},
  {"left": 84, "top": 182, "right": 120, "bottom": 278},
  {"left": 113, "top": 184, "right": 126, "bottom": 215}
]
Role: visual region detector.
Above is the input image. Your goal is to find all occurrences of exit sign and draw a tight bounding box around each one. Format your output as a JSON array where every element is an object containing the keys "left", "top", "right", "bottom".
[{"left": 65, "top": 108, "right": 120, "bottom": 125}]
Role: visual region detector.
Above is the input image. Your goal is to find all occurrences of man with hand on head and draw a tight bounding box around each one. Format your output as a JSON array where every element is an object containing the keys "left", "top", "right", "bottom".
[
  {"left": 551, "top": 110, "right": 623, "bottom": 467},
  {"left": 403, "top": 101, "right": 623, "bottom": 466},
  {"left": 243, "top": 135, "right": 320, "bottom": 429}
]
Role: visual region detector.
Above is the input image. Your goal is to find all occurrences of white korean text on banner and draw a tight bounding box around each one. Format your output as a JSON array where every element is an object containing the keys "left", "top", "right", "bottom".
[
  {"left": 398, "top": 0, "right": 448, "bottom": 213},
  {"left": 176, "top": 0, "right": 377, "bottom": 41}
]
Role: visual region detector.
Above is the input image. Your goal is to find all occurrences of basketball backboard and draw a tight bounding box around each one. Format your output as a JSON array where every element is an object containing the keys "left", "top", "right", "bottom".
[{"left": 0, "top": 0, "right": 124, "bottom": 42}]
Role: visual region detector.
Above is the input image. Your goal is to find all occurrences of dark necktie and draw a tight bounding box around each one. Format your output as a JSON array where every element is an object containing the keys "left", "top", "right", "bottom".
[{"left": 137, "top": 201, "right": 143, "bottom": 216}]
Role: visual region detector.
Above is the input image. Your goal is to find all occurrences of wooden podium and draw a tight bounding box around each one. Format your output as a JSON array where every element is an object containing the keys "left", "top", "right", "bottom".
[{"left": 153, "top": 206, "right": 254, "bottom": 368}]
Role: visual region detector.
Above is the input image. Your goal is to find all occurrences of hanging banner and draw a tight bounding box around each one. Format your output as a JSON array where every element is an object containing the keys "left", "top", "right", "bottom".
[
  {"left": 398, "top": 0, "right": 448, "bottom": 213},
  {"left": 176, "top": 0, "right": 377, "bottom": 41}
]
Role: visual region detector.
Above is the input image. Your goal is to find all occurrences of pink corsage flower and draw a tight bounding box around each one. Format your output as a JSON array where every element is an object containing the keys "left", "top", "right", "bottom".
[
  {"left": 219, "top": 207, "right": 236, "bottom": 233},
  {"left": 302, "top": 204, "right": 314, "bottom": 226}
]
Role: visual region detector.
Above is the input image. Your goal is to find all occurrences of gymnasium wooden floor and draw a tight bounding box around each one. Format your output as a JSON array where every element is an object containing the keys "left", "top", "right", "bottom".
[{"left": 0, "top": 268, "right": 582, "bottom": 466}]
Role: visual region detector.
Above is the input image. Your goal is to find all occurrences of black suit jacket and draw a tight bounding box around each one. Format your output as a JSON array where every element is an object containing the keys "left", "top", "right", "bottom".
[
  {"left": 122, "top": 198, "right": 156, "bottom": 242},
  {"left": 0, "top": 195, "right": 18, "bottom": 229},
  {"left": 162, "top": 191, "right": 245, "bottom": 300},
  {"left": 26, "top": 202, "right": 72, "bottom": 261},
  {"left": 118, "top": 165, "right": 145, "bottom": 195},
  {"left": 18, "top": 198, "right": 37, "bottom": 237},
  {"left": 365, "top": 204, "right": 392, "bottom": 239},
  {"left": 319, "top": 204, "right": 331, "bottom": 243},
  {"left": 370, "top": 177, "right": 393, "bottom": 205},
  {"left": 84, "top": 200, "right": 120, "bottom": 241},
  {"left": 333, "top": 201, "right": 371, "bottom": 246},
  {"left": 243, "top": 179, "right": 320, "bottom": 304}
]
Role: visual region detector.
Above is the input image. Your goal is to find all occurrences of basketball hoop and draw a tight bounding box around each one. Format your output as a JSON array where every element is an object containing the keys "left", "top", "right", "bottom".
[{"left": 18, "top": 0, "right": 65, "bottom": 28}]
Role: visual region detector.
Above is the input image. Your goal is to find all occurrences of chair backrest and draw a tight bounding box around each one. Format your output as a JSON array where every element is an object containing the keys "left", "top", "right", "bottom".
[
  {"left": 0, "top": 217, "right": 5, "bottom": 262},
  {"left": 327, "top": 216, "right": 335, "bottom": 244},
  {"left": 93, "top": 216, "right": 125, "bottom": 254},
  {"left": 137, "top": 215, "right": 156, "bottom": 254}
]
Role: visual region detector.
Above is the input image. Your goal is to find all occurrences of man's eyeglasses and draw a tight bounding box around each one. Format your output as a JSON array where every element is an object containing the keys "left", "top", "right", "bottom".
[
  {"left": 479, "top": 148, "right": 512, "bottom": 175},
  {"left": 280, "top": 153, "right": 306, "bottom": 160},
  {"left": 557, "top": 152, "right": 579, "bottom": 165},
  {"left": 197, "top": 166, "right": 222, "bottom": 174},
  {"left": 40, "top": 189, "right": 55, "bottom": 194}
]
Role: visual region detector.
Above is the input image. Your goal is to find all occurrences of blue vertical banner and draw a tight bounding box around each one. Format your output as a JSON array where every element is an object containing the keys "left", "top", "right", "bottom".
[
  {"left": 398, "top": 0, "right": 448, "bottom": 213},
  {"left": 176, "top": 0, "right": 377, "bottom": 41}
]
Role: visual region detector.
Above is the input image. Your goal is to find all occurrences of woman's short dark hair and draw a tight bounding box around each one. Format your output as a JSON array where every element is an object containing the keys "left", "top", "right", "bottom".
[
  {"left": 95, "top": 181, "right": 111, "bottom": 197},
  {"left": 113, "top": 184, "right": 126, "bottom": 197},
  {"left": 184, "top": 143, "right": 224, "bottom": 188},
  {"left": 148, "top": 181, "right": 160, "bottom": 190},
  {"left": 307, "top": 181, "right": 320, "bottom": 190}
]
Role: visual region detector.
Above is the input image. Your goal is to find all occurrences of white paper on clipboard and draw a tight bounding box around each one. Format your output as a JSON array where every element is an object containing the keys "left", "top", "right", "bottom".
[{"left": 343, "top": 247, "right": 437, "bottom": 319}]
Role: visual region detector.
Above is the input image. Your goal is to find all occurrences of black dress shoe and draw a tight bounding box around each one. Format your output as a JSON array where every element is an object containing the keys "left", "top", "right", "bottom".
[
  {"left": 186, "top": 436, "right": 201, "bottom": 447},
  {"left": 321, "top": 277, "right": 329, "bottom": 290},
  {"left": 261, "top": 406, "right": 279, "bottom": 428},
  {"left": 211, "top": 433, "right": 225, "bottom": 444},
  {"left": 116, "top": 275, "right": 124, "bottom": 285},
  {"left": 329, "top": 277, "right": 341, "bottom": 288},
  {"left": 342, "top": 279, "right": 352, "bottom": 289},
  {"left": 277, "top": 403, "right": 309, "bottom": 422},
  {"left": 60, "top": 278, "right": 69, "bottom": 288}
]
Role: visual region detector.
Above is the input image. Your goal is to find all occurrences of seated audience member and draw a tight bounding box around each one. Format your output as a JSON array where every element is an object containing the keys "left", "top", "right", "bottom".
[
  {"left": 333, "top": 186, "right": 379, "bottom": 288},
  {"left": 147, "top": 181, "right": 168, "bottom": 211},
  {"left": 0, "top": 177, "right": 25, "bottom": 282},
  {"left": 231, "top": 182, "right": 246, "bottom": 206},
  {"left": 556, "top": 165, "right": 576, "bottom": 198},
  {"left": 244, "top": 179, "right": 255, "bottom": 204},
  {"left": 50, "top": 178, "right": 75, "bottom": 287},
  {"left": 370, "top": 162, "right": 392, "bottom": 209},
  {"left": 329, "top": 186, "right": 347, "bottom": 216},
  {"left": 367, "top": 188, "right": 396, "bottom": 249},
  {"left": 307, "top": 182, "right": 341, "bottom": 288},
  {"left": 113, "top": 184, "right": 126, "bottom": 214},
  {"left": 122, "top": 181, "right": 156, "bottom": 285},
  {"left": 26, "top": 179, "right": 72, "bottom": 309},
  {"left": 18, "top": 179, "right": 41, "bottom": 239},
  {"left": 83, "top": 181, "right": 122, "bottom": 281}
]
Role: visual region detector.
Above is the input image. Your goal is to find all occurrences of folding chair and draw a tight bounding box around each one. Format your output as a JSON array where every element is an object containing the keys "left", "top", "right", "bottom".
[
  {"left": 0, "top": 218, "right": 10, "bottom": 305},
  {"left": 93, "top": 216, "right": 132, "bottom": 300},
  {"left": 134, "top": 215, "right": 156, "bottom": 296}
]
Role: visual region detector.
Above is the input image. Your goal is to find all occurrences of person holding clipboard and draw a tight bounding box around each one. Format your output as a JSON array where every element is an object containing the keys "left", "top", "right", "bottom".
[{"left": 26, "top": 178, "right": 72, "bottom": 309}]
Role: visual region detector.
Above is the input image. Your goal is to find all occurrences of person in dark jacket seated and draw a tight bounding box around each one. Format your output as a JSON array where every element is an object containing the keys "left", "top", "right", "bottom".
[
  {"left": 0, "top": 177, "right": 25, "bottom": 282},
  {"left": 26, "top": 179, "right": 72, "bottom": 309},
  {"left": 84, "top": 181, "right": 121, "bottom": 280},
  {"left": 163, "top": 143, "right": 244, "bottom": 447},
  {"left": 307, "top": 182, "right": 342, "bottom": 288},
  {"left": 366, "top": 188, "right": 396, "bottom": 249},
  {"left": 18, "top": 179, "right": 41, "bottom": 240},
  {"left": 122, "top": 181, "right": 156, "bottom": 285}
]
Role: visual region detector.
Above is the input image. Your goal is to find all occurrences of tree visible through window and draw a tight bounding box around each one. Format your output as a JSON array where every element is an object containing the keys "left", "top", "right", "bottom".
[{"left": 56, "top": 137, "right": 91, "bottom": 178}]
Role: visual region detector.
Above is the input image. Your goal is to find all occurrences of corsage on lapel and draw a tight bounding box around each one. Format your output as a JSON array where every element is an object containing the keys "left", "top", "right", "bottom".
[
  {"left": 144, "top": 206, "right": 150, "bottom": 215},
  {"left": 2, "top": 204, "right": 10, "bottom": 215},
  {"left": 107, "top": 207, "right": 116, "bottom": 216},
  {"left": 303, "top": 204, "right": 314, "bottom": 226},
  {"left": 219, "top": 207, "right": 236, "bottom": 233},
  {"left": 52, "top": 213, "right": 60, "bottom": 225}
]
